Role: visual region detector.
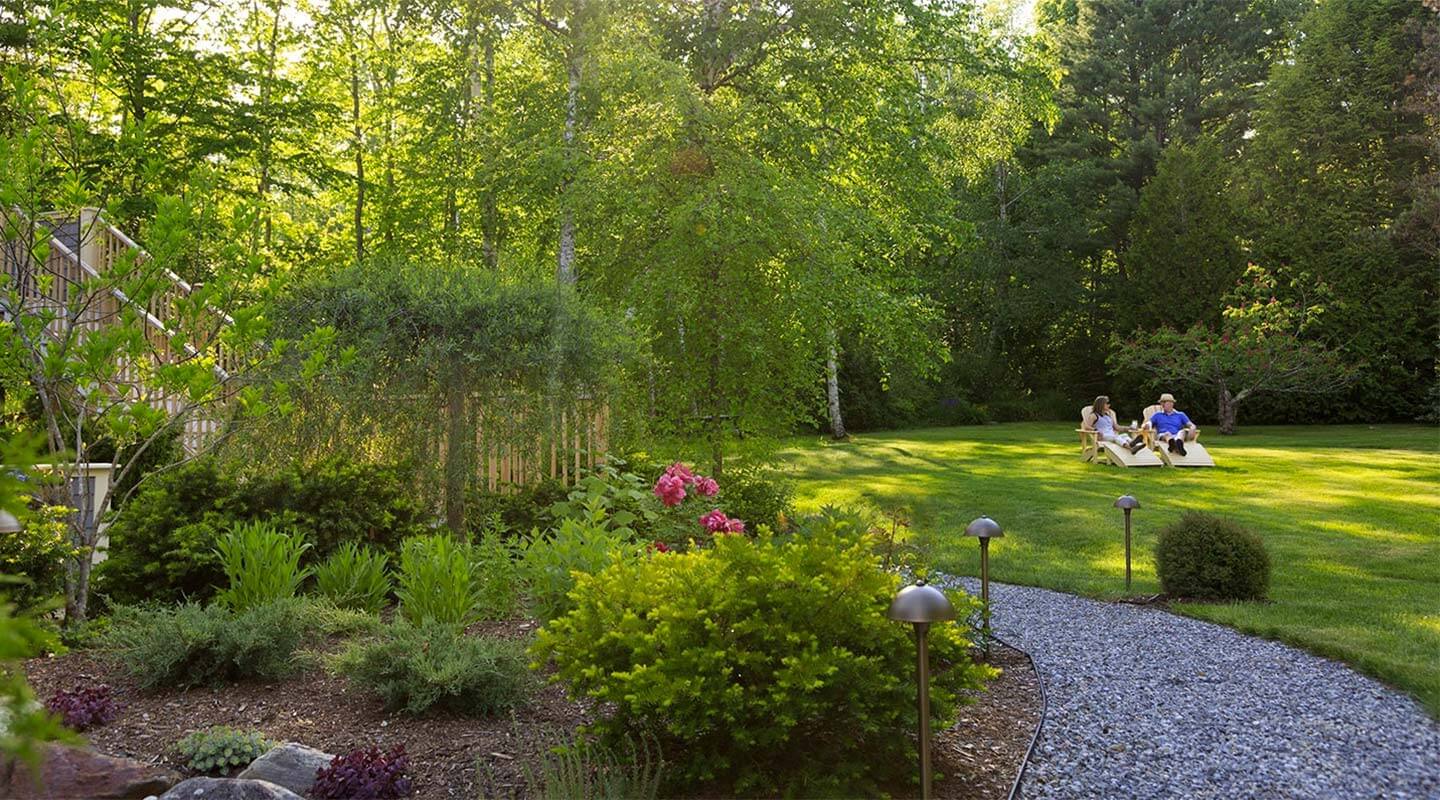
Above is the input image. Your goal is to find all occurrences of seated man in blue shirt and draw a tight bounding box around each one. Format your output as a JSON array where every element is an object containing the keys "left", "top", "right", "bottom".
[{"left": 1146, "top": 393, "right": 1199, "bottom": 456}]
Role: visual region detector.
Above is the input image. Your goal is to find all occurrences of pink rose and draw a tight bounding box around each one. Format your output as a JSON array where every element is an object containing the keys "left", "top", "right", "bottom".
[
  {"left": 665, "top": 462, "right": 698, "bottom": 485},
  {"left": 699, "top": 508, "right": 730, "bottom": 533},
  {"left": 695, "top": 476, "right": 719, "bottom": 497},
  {"left": 652, "top": 540, "right": 671, "bottom": 553},
  {"left": 654, "top": 474, "right": 687, "bottom": 507},
  {"left": 724, "top": 518, "right": 746, "bottom": 534}
]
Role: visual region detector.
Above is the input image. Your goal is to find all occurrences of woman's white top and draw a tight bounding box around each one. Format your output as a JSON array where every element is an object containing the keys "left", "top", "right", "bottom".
[{"left": 1094, "top": 413, "right": 1118, "bottom": 437}]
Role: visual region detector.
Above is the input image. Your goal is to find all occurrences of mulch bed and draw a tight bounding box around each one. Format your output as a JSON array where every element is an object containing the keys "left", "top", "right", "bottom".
[
  {"left": 25, "top": 625, "right": 1041, "bottom": 800},
  {"left": 934, "top": 644, "right": 1042, "bottom": 800}
]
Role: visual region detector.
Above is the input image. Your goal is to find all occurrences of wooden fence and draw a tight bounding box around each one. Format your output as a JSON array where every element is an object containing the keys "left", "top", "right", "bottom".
[{"left": 475, "top": 401, "right": 608, "bottom": 491}]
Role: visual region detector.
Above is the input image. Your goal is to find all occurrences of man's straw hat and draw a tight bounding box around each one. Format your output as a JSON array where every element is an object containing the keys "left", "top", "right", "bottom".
[{"left": 1157, "top": 393, "right": 1176, "bottom": 404}]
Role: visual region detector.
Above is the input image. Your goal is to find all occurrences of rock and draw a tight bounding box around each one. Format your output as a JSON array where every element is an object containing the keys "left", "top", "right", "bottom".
[
  {"left": 157, "top": 777, "right": 303, "bottom": 800},
  {"left": 1, "top": 742, "right": 180, "bottom": 799},
  {"left": 235, "top": 743, "right": 333, "bottom": 795}
]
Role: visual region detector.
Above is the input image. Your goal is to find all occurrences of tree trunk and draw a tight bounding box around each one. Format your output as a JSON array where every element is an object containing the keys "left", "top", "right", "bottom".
[
  {"left": 480, "top": 34, "right": 500, "bottom": 269},
  {"left": 826, "top": 333, "right": 845, "bottom": 440},
  {"left": 59, "top": 477, "right": 101, "bottom": 627},
  {"left": 444, "top": 385, "right": 468, "bottom": 535},
  {"left": 254, "top": 0, "right": 282, "bottom": 254},
  {"left": 556, "top": 47, "right": 580, "bottom": 284},
  {"left": 350, "top": 46, "right": 365, "bottom": 263},
  {"left": 63, "top": 532, "right": 93, "bottom": 625},
  {"left": 1217, "top": 385, "right": 1238, "bottom": 434}
]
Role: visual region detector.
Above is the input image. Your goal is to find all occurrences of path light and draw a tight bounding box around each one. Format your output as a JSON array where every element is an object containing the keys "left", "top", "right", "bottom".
[
  {"left": 965, "top": 516, "right": 1003, "bottom": 656},
  {"left": 888, "top": 580, "right": 956, "bottom": 800},
  {"left": 1114, "top": 495, "right": 1140, "bottom": 593}
]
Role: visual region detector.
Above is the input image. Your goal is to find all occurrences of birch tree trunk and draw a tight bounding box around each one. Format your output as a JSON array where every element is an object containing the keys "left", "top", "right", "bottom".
[
  {"left": 556, "top": 49, "right": 580, "bottom": 284},
  {"left": 826, "top": 332, "right": 846, "bottom": 439},
  {"left": 349, "top": 44, "right": 365, "bottom": 263}
]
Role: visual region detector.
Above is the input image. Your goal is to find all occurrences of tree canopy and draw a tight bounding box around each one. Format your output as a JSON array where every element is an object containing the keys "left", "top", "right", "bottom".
[{"left": 2, "top": 0, "right": 1434, "bottom": 474}]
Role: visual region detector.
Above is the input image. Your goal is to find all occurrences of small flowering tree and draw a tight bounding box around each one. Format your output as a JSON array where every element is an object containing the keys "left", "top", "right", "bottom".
[{"left": 1109, "top": 266, "right": 1359, "bottom": 434}]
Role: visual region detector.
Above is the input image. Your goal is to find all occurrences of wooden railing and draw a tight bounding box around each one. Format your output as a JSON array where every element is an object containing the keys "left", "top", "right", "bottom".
[{"left": 2, "top": 207, "right": 233, "bottom": 455}]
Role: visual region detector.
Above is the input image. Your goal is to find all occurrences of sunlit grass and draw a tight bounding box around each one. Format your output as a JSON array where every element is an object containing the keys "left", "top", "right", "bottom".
[{"left": 777, "top": 423, "right": 1440, "bottom": 716}]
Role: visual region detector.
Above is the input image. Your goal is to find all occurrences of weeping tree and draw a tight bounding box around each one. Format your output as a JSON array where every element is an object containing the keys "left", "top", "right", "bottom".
[{"left": 253, "top": 258, "right": 629, "bottom": 534}]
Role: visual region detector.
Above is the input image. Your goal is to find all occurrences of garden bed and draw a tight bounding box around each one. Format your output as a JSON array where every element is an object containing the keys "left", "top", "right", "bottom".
[{"left": 26, "top": 631, "right": 1040, "bottom": 799}]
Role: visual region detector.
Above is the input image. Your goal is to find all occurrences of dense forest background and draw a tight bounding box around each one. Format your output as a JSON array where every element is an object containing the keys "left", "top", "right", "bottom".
[{"left": 3, "top": 0, "right": 1436, "bottom": 443}]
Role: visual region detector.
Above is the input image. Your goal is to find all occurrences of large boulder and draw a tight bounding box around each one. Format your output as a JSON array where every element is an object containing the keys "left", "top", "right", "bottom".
[
  {"left": 234, "top": 743, "right": 333, "bottom": 795},
  {"left": 157, "top": 777, "right": 303, "bottom": 800},
  {"left": 0, "top": 742, "right": 180, "bottom": 799}
]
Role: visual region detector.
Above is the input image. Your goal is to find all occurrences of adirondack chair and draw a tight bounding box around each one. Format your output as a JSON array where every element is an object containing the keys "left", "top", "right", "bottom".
[
  {"left": 1140, "top": 404, "right": 1216, "bottom": 467},
  {"left": 1079, "top": 406, "right": 1162, "bottom": 467}
]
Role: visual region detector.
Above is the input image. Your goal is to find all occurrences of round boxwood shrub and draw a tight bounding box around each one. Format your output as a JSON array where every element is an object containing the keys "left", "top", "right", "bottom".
[
  {"left": 1156, "top": 511, "right": 1270, "bottom": 601},
  {"left": 533, "top": 521, "right": 995, "bottom": 797}
]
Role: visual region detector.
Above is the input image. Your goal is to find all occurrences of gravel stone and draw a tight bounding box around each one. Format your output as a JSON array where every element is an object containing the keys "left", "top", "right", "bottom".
[{"left": 936, "top": 577, "right": 1440, "bottom": 800}]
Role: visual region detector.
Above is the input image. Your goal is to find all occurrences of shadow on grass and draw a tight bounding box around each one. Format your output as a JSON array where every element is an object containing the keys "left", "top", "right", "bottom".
[{"left": 780, "top": 423, "right": 1440, "bottom": 717}]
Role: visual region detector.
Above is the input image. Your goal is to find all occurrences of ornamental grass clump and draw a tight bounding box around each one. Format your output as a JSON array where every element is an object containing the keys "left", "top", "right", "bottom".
[
  {"left": 214, "top": 521, "right": 312, "bottom": 611},
  {"left": 1156, "top": 511, "right": 1271, "bottom": 601},
  {"left": 314, "top": 542, "right": 392, "bottom": 613},
  {"left": 533, "top": 519, "right": 995, "bottom": 797},
  {"left": 519, "top": 734, "right": 665, "bottom": 800},
  {"left": 395, "top": 535, "right": 485, "bottom": 626},
  {"left": 43, "top": 683, "right": 121, "bottom": 731}
]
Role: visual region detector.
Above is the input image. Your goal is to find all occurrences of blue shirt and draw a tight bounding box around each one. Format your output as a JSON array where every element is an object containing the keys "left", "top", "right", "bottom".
[{"left": 1150, "top": 410, "right": 1192, "bottom": 435}]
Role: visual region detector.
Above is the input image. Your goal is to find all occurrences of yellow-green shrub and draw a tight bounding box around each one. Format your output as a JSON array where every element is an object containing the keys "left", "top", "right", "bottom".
[{"left": 533, "top": 523, "right": 994, "bottom": 797}]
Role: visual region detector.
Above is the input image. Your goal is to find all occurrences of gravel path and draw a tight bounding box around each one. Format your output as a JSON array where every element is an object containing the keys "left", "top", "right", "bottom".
[{"left": 937, "top": 577, "right": 1440, "bottom": 800}]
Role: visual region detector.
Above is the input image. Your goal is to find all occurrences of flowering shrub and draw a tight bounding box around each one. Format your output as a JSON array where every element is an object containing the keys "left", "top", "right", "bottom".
[
  {"left": 44, "top": 683, "right": 121, "bottom": 731},
  {"left": 533, "top": 518, "right": 994, "bottom": 796},
  {"left": 646, "top": 463, "right": 745, "bottom": 547},
  {"left": 697, "top": 509, "right": 744, "bottom": 534},
  {"left": 652, "top": 474, "right": 687, "bottom": 507},
  {"left": 312, "top": 745, "right": 413, "bottom": 799}
]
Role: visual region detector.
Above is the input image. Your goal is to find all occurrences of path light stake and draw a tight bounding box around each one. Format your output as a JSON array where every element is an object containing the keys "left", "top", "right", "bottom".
[
  {"left": 1114, "top": 495, "right": 1140, "bottom": 593},
  {"left": 964, "top": 516, "right": 1004, "bottom": 657},
  {"left": 888, "top": 580, "right": 956, "bottom": 800}
]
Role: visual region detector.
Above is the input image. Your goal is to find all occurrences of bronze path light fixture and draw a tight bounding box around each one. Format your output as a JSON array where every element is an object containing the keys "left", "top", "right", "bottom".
[
  {"left": 888, "top": 579, "right": 956, "bottom": 800},
  {"left": 1114, "top": 495, "right": 1140, "bottom": 593},
  {"left": 964, "top": 516, "right": 1003, "bottom": 655}
]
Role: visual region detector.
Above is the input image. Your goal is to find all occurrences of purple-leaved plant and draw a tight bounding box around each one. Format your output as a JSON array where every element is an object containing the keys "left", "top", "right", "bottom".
[
  {"left": 44, "top": 683, "right": 122, "bottom": 731},
  {"left": 312, "top": 744, "right": 413, "bottom": 799}
]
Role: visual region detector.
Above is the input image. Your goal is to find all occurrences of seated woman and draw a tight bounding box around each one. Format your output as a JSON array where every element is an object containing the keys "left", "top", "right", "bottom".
[{"left": 1092, "top": 395, "right": 1148, "bottom": 454}]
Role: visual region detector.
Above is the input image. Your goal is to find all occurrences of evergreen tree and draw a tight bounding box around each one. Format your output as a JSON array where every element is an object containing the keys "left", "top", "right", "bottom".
[
  {"left": 1245, "top": 0, "right": 1436, "bottom": 420},
  {"left": 944, "top": 0, "right": 1301, "bottom": 406},
  {"left": 1124, "top": 136, "right": 1246, "bottom": 333}
]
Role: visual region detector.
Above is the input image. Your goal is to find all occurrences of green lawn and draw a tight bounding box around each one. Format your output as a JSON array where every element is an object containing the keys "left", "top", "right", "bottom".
[{"left": 776, "top": 424, "right": 1440, "bottom": 716}]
